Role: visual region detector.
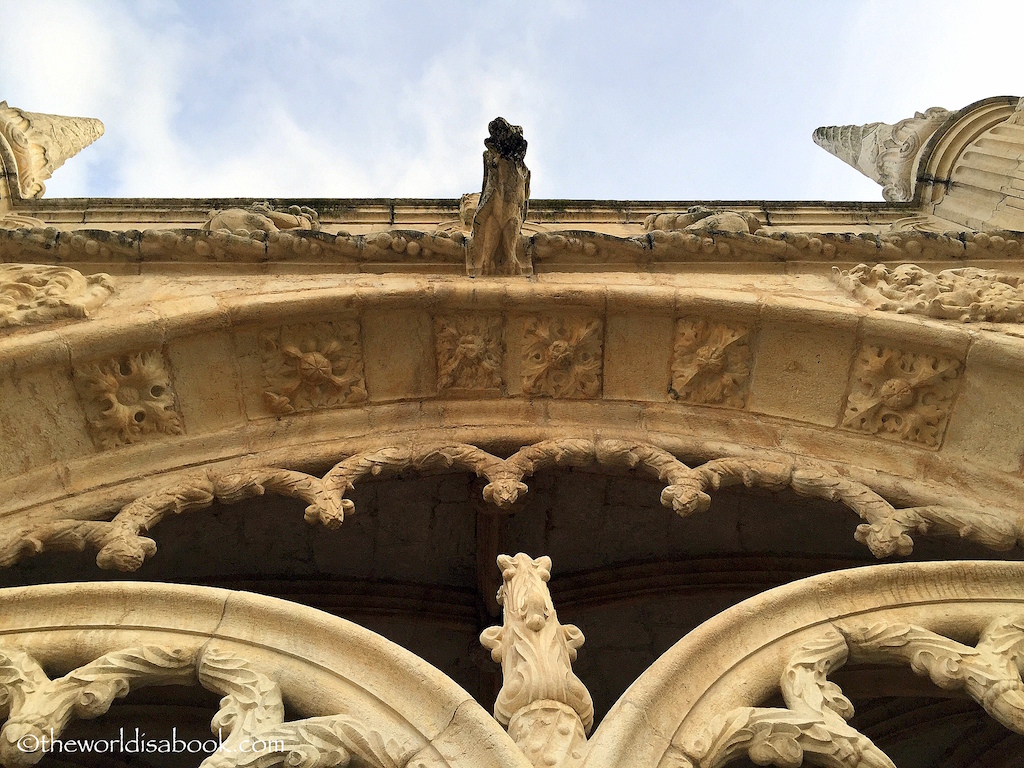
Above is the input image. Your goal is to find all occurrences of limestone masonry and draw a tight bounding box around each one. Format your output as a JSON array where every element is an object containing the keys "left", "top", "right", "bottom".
[{"left": 0, "top": 96, "right": 1023, "bottom": 768}]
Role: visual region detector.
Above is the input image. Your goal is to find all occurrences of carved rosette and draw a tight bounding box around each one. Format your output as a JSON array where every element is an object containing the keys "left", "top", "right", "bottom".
[
  {"left": 260, "top": 321, "right": 367, "bottom": 415},
  {"left": 670, "top": 318, "right": 752, "bottom": 408},
  {"left": 522, "top": 315, "right": 603, "bottom": 398},
  {"left": 0, "top": 264, "right": 114, "bottom": 330},
  {"left": 74, "top": 351, "right": 184, "bottom": 450},
  {"left": 842, "top": 345, "right": 961, "bottom": 447},
  {"left": 435, "top": 314, "right": 504, "bottom": 391}
]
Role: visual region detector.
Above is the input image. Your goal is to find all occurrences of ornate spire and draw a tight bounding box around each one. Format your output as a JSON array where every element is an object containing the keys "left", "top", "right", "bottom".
[
  {"left": 813, "top": 107, "right": 951, "bottom": 202},
  {"left": 0, "top": 101, "right": 104, "bottom": 199}
]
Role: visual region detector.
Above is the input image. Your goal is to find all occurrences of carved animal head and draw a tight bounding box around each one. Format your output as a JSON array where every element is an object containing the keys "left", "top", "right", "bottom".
[
  {"left": 485, "top": 118, "right": 528, "bottom": 163},
  {"left": 482, "top": 478, "right": 529, "bottom": 509},
  {"left": 479, "top": 553, "right": 594, "bottom": 732}
]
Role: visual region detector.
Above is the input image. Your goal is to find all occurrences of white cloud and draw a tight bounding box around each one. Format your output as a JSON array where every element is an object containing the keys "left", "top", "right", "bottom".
[{"left": 1, "top": 1, "right": 1021, "bottom": 202}]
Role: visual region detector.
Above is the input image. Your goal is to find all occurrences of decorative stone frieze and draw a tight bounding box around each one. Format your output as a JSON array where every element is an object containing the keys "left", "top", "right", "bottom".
[
  {"left": 0, "top": 264, "right": 114, "bottom": 330},
  {"left": 259, "top": 321, "right": 367, "bottom": 415},
  {"left": 670, "top": 318, "right": 752, "bottom": 408},
  {"left": 842, "top": 345, "right": 961, "bottom": 448},
  {"left": 6, "top": 437, "right": 1020, "bottom": 571},
  {"left": 435, "top": 314, "right": 504, "bottom": 391},
  {"left": 73, "top": 350, "right": 183, "bottom": 450},
  {"left": 481, "top": 554, "right": 593, "bottom": 768},
  {"left": 835, "top": 262, "right": 1024, "bottom": 323},
  {"left": 522, "top": 315, "right": 603, "bottom": 398}
]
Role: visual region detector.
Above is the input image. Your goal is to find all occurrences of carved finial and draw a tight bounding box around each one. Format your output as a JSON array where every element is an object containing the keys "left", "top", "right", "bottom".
[
  {"left": 0, "top": 102, "right": 104, "bottom": 199},
  {"left": 468, "top": 118, "right": 532, "bottom": 277},
  {"left": 813, "top": 107, "right": 951, "bottom": 202},
  {"left": 480, "top": 553, "right": 593, "bottom": 768}
]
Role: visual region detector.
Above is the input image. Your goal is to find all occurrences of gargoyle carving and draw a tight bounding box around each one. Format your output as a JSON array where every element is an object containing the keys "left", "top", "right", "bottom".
[
  {"left": 202, "top": 202, "right": 320, "bottom": 236},
  {"left": 480, "top": 554, "right": 593, "bottom": 768},
  {"left": 468, "top": 118, "right": 531, "bottom": 276}
]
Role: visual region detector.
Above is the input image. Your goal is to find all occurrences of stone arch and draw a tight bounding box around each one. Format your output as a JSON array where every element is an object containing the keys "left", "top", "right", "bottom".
[
  {"left": 582, "top": 560, "right": 1024, "bottom": 768},
  {"left": 0, "top": 581, "right": 531, "bottom": 768}
]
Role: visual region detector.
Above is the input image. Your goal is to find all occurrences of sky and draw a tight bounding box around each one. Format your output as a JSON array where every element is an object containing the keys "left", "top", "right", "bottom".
[{"left": 0, "top": 0, "right": 1021, "bottom": 202}]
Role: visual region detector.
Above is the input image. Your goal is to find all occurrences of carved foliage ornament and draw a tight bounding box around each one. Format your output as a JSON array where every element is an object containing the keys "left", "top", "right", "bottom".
[
  {"left": 435, "top": 314, "right": 504, "bottom": 391},
  {"left": 5, "top": 437, "right": 1021, "bottom": 573},
  {"left": 683, "top": 615, "right": 1024, "bottom": 768},
  {"left": 0, "top": 645, "right": 413, "bottom": 768},
  {"left": 0, "top": 264, "right": 114, "bottom": 330},
  {"left": 671, "top": 318, "right": 752, "bottom": 408},
  {"left": 481, "top": 553, "right": 593, "bottom": 768},
  {"left": 684, "top": 629, "right": 893, "bottom": 768},
  {"left": 835, "top": 262, "right": 1024, "bottom": 323},
  {"left": 842, "top": 344, "right": 961, "bottom": 448},
  {"left": 260, "top": 321, "right": 367, "bottom": 415},
  {"left": 74, "top": 350, "right": 184, "bottom": 450},
  {"left": 522, "top": 315, "right": 603, "bottom": 398}
]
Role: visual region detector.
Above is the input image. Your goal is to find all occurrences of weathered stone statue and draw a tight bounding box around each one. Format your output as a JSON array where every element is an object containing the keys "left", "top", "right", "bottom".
[{"left": 469, "top": 118, "right": 531, "bottom": 276}]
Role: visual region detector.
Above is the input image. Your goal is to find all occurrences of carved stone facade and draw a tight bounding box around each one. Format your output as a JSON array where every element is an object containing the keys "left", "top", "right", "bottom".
[
  {"left": 0, "top": 264, "right": 114, "bottom": 329},
  {"left": 670, "top": 318, "right": 752, "bottom": 408},
  {"left": 436, "top": 314, "right": 504, "bottom": 391},
  {"left": 1, "top": 94, "right": 1024, "bottom": 768}
]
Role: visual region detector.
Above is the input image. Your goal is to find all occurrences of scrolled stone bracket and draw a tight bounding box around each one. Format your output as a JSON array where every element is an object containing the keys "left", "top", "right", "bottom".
[{"left": 1, "top": 437, "right": 1020, "bottom": 571}]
